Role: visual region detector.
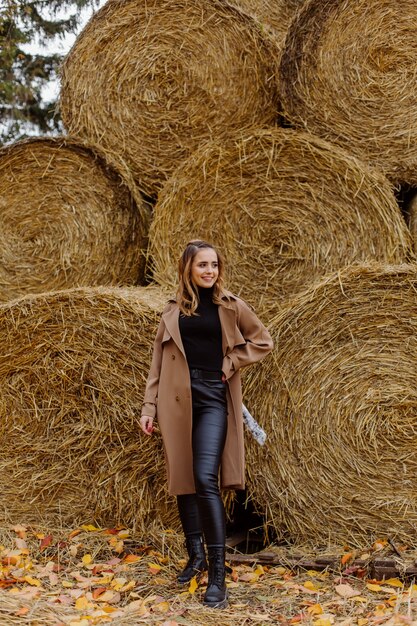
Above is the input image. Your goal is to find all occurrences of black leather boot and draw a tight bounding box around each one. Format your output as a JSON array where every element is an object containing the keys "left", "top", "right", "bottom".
[
  {"left": 203, "top": 546, "right": 228, "bottom": 609},
  {"left": 177, "top": 534, "right": 208, "bottom": 584}
]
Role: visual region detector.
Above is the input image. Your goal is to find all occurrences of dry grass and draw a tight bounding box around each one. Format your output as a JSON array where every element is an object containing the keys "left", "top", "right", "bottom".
[
  {"left": 1, "top": 525, "right": 417, "bottom": 624},
  {"left": 0, "top": 137, "right": 150, "bottom": 301},
  {"left": 60, "top": 0, "right": 280, "bottom": 198},
  {"left": 244, "top": 263, "right": 417, "bottom": 546},
  {"left": 148, "top": 128, "right": 413, "bottom": 318},
  {"left": 0, "top": 285, "right": 179, "bottom": 534},
  {"left": 278, "top": 0, "right": 417, "bottom": 186}
]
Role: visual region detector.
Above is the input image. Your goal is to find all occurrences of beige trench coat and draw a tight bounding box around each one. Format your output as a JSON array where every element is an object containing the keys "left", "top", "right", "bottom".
[{"left": 141, "top": 291, "right": 273, "bottom": 495}]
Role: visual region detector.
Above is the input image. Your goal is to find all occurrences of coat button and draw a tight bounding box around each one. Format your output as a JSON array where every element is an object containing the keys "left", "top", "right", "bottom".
[
  {"left": 171, "top": 354, "right": 175, "bottom": 360},
  {"left": 175, "top": 395, "right": 180, "bottom": 401}
]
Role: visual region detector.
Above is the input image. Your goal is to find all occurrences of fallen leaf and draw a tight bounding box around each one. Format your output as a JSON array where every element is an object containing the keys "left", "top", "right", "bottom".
[
  {"left": 188, "top": 577, "right": 198, "bottom": 595},
  {"left": 23, "top": 576, "right": 42, "bottom": 587},
  {"left": 14, "top": 607, "right": 29, "bottom": 616},
  {"left": 92, "top": 587, "right": 108, "bottom": 599},
  {"left": 303, "top": 580, "right": 320, "bottom": 592},
  {"left": 307, "top": 604, "right": 324, "bottom": 615},
  {"left": 366, "top": 583, "right": 382, "bottom": 592},
  {"left": 123, "top": 554, "right": 141, "bottom": 564},
  {"left": 152, "top": 600, "right": 170, "bottom": 613},
  {"left": 74, "top": 596, "right": 90, "bottom": 610},
  {"left": 40, "top": 535, "right": 53, "bottom": 550},
  {"left": 80, "top": 524, "right": 101, "bottom": 532},
  {"left": 335, "top": 584, "right": 361, "bottom": 598},
  {"left": 81, "top": 554, "right": 92, "bottom": 566},
  {"left": 341, "top": 553, "right": 353, "bottom": 565},
  {"left": 148, "top": 562, "right": 162, "bottom": 575},
  {"left": 384, "top": 578, "right": 404, "bottom": 588}
]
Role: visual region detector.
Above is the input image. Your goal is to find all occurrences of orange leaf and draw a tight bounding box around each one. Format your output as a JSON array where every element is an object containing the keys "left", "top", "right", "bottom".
[
  {"left": 123, "top": 554, "right": 141, "bottom": 564},
  {"left": 92, "top": 586, "right": 108, "bottom": 599},
  {"left": 15, "top": 607, "right": 29, "bottom": 616},
  {"left": 341, "top": 553, "right": 353, "bottom": 565},
  {"left": 307, "top": 604, "right": 323, "bottom": 616},
  {"left": 40, "top": 535, "right": 53, "bottom": 550}
]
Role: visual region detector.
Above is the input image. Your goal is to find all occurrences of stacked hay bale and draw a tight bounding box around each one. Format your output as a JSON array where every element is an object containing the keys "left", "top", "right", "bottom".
[
  {"left": 278, "top": 0, "right": 417, "bottom": 186},
  {"left": 148, "top": 128, "right": 413, "bottom": 316},
  {"left": 0, "top": 137, "right": 150, "bottom": 301},
  {"left": 0, "top": 285, "right": 178, "bottom": 532},
  {"left": 60, "top": 0, "right": 281, "bottom": 198},
  {"left": 244, "top": 264, "right": 417, "bottom": 546}
]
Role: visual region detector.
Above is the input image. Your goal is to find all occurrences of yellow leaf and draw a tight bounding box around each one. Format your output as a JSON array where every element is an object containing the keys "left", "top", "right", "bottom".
[
  {"left": 80, "top": 525, "right": 101, "bottom": 532},
  {"left": 23, "top": 576, "right": 41, "bottom": 587},
  {"left": 62, "top": 580, "right": 74, "bottom": 588},
  {"left": 118, "top": 529, "right": 130, "bottom": 539},
  {"left": 75, "top": 596, "right": 90, "bottom": 610},
  {"left": 82, "top": 554, "right": 93, "bottom": 566},
  {"left": 357, "top": 620, "right": 368, "bottom": 626},
  {"left": 254, "top": 565, "right": 265, "bottom": 577},
  {"left": 188, "top": 577, "right": 198, "bottom": 595},
  {"left": 152, "top": 600, "right": 170, "bottom": 613},
  {"left": 307, "top": 604, "right": 323, "bottom": 615},
  {"left": 313, "top": 619, "right": 332, "bottom": 626},
  {"left": 366, "top": 583, "right": 382, "bottom": 592},
  {"left": 384, "top": 578, "right": 403, "bottom": 588},
  {"left": 120, "top": 580, "right": 136, "bottom": 593},
  {"left": 353, "top": 596, "right": 367, "bottom": 603},
  {"left": 304, "top": 580, "right": 320, "bottom": 591},
  {"left": 148, "top": 562, "right": 162, "bottom": 574}
]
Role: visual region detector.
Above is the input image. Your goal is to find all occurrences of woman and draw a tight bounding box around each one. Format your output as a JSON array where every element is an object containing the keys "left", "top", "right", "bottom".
[{"left": 140, "top": 240, "right": 273, "bottom": 609}]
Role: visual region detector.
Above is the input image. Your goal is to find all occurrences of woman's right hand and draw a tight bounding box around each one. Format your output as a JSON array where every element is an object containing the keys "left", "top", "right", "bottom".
[{"left": 140, "top": 415, "right": 154, "bottom": 435}]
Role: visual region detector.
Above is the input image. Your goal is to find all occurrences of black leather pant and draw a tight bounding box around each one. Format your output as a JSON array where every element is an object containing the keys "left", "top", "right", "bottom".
[{"left": 177, "top": 374, "right": 228, "bottom": 547}]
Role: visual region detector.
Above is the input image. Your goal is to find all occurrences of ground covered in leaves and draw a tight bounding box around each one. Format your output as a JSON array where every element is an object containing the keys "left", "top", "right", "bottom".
[{"left": 1, "top": 525, "right": 417, "bottom": 625}]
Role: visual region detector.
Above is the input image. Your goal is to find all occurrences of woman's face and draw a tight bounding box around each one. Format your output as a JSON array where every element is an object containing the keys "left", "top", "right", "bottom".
[{"left": 190, "top": 248, "right": 219, "bottom": 289}]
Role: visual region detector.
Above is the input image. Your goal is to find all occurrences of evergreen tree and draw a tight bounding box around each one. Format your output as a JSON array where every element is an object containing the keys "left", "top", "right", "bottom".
[{"left": 0, "top": 0, "right": 98, "bottom": 144}]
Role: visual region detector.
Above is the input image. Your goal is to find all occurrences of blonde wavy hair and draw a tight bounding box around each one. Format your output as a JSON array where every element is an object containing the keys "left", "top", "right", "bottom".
[{"left": 176, "top": 240, "right": 228, "bottom": 316}]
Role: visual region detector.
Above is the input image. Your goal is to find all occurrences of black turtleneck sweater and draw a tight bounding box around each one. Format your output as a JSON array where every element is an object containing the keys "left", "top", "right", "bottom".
[{"left": 179, "top": 286, "right": 223, "bottom": 373}]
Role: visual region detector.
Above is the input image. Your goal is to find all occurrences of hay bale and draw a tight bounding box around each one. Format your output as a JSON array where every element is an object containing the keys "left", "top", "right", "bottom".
[
  {"left": 0, "top": 285, "right": 178, "bottom": 533},
  {"left": 278, "top": 0, "right": 417, "bottom": 186},
  {"left": 244, "top": 263, "right": 417, "bottom": 546},
  {"left": 228, "top": 0, "right": 304, "bottom": 46},
  {"left": 0, "top": 137, "right": 150, "bottom": 301},
  {"left": 60, "top": 0, "right": 280, "bottom": 198},
  {"left": 149, "top": 128, "right": 413, "bottom": 316}
]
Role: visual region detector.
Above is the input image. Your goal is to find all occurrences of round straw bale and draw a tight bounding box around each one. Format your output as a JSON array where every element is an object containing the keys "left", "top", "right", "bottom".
[
  {"left": 279, "top": 0, "right": 417, "bottom": 186},
  {"left": 0, "top": 137, "right": 150, "bottom": 301},
  {"left": 244, "top": 263, "right": 417, "bottom": 546},
  {"left": 0, "top": 285, "right": 178, "bottom": 532},
  {"left": 149, "top": 128, "right": 413, "bottom": 316},
  {"left": 228, "top": 0, "right": 304, "bottom": 46},
  {"left": 60, "top": 0, "right": 280, "bottom": 198}
]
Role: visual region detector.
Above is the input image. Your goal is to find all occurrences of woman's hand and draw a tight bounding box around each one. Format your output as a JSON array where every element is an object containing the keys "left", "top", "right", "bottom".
[{"left": 140, "top": 415, "right": 154, "bottom": 435}]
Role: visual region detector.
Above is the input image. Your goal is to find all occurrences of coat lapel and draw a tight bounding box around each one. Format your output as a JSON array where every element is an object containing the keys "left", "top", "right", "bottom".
[
  {"left": 219, "top": 302, "right": 237, "bottom": 355},
  {"left": 161, "top": 305, "right": 186, "bottom": 358}
]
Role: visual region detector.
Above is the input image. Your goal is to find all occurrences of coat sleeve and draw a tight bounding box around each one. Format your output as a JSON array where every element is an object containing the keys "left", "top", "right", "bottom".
[
  {"left": 141, "top": 317, "right": 165, "bottom": 419},
  {"left": 222, "top": 299, "right": 273, "bottom": 380}
]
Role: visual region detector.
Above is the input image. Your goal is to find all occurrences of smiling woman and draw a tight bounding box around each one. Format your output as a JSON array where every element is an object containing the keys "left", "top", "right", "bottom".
[{"left": 140, "top": 239, "right": 273, "bottom": 609}]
